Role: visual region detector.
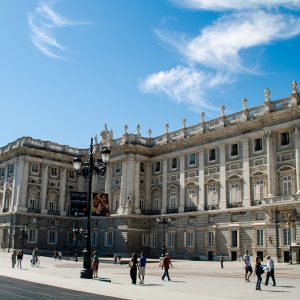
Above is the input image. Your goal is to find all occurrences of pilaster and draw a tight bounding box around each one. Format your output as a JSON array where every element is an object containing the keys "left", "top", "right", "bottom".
[
  {"left": 179, "top": 155, "right": 185, "bottom": 212},
  {"left": 161, "top": 159, "right": 167, "bottom": 214},
  {"left": 134, "top": 159, "right": 141, "bottom": 214},
  {"left": 12, "top": 157, "right": 26, "bottom": 212},
  {"left": 198, "top": 149, "right": 205, "bottom": 210},
  {"left": 119, "top": 159, "right": 127, "bottom": 214},
  {"left": 265, "top": 132, "right": 277, "bottom": 197},
  {"left": 59, "top": 168, "right": 67, "bottom": 216},
  {"left": 41, "top": 164, "right": 49, "bottom": 213},
  {"left": 105, "top": 164, "right": 112, "bottom": 209},
  {"left": 295, "top": 127, "right": 300, "bottom": 194},
  {"left": 219, "top": 144, "right": 226, "bottom": 209},
  {"left": 241, "top": 138, "right": 251, "bottom": 207}
]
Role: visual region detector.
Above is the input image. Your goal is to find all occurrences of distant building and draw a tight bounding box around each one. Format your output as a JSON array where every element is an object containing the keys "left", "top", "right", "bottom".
[{"left": 1, "top": 81, "right": 300, "bottom": 263}]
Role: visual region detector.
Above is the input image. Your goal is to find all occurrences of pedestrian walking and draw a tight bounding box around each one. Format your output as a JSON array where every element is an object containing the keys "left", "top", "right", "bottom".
[
  {"left": 220, "top": 255, "right": 224, "bottom": 269},
  {"left": 92, "top": 251, "right": 99, "bottom": 278},
  {"left": 138, "top": 252, "right": 147, "bottom": 284},
  {"left": 243, "top": 250, "right": 253, "bottom": 282},
  {"left": 128, "top": 253, "right": 138, "bottom": 284},
  {"left": 11, "top": 249, "right": 17, "bottom": 268},
  {"left": 54, "top": 251, "right": 58, "bottom": 261},
  {"left": 58, "top": 251, "right": 62, "bottom": 261},
  {"left": 113, "top": 253, "right": 118, "bottom": 265},
  {"left": 161, "top": 253, "right": 173, "bottom": 281},
  {"left": 255, "top": 257, "right": 264, "bottom": 291},
  {"left": 17, "top": 250, "right": 23, "bottom": 269},
  {"left": 265, "top": 255, "right": 276, "bottom": 286},
  {"left": 118, "top": 255, "right": 122, "bottom": 265}
]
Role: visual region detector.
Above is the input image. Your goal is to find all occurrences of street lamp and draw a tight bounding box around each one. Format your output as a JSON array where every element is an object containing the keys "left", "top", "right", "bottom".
[
  {"left": 156, "top": 215, "right": 171, "bottom": 257},
  {"left": 285, "top": 213, "right": 292, "bottom": 264},
  {"left": 73, "top": 138, "right": 111, "bottom": 279},
  {"left": 73, "top": 225, "right": 83, "bottom": 262},
  {"left": 19, "top": 226, "right": 28, "bottom": 254}
]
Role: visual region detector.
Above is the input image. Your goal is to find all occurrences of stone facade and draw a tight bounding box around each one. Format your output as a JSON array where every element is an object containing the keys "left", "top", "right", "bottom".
[{"left": 0, "top": 82, "right": 300, "bottom": 262}]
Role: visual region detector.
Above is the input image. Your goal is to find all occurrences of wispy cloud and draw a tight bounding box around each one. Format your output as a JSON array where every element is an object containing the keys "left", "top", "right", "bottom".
[
  {"left": 140, "top": 2, "right": 300, "bottom": 112},
  {"left": 171, "top": 0, "right": 300, "bottom": 11},
  {"left": 28, "top": 1, "right": 88, "bottom": 60}
]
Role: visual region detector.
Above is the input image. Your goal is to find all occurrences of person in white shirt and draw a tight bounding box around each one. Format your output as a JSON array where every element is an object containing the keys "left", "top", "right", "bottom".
[
  {"left": 243, "top": 250, "right": 253, "bottom": 282},
  {"left": 265, "top": 256, "right": 276, "bottom": 286}
]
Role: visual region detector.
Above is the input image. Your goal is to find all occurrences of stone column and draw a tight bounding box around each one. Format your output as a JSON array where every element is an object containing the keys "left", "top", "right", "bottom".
[
  {"left": 124, "top": 157, "right": 135, "bottom": 214},
  {"left": 295, "top": 127, "right": 300, "bottom": 194},
  {"left": 105, "top": 164, "right": 112, "bottom": 209},
  {"left": 119, "top": 159, "right": 127, "bottom": 214},
  {"left": 242, "top": 138, "right": 251, "bottom": 207},
  {"left": 1, "top": 164, "right": 8, "bottom": 213},
  {"left": 266, "top": 132, "right": 277, "bottom": 197},
  {"left": 12, "top": 157, "right": 25, "bottom": 211},
  {"left": 145, "top": 160, "right": 151, "bottom": 210},
  {"left": 20, "top": 161, "right": 29, "bottom": 210},
  {"left": 198, "top": 149, "right": 205, "bottom": 210},
  {"left": 41, "top": 164, "right": 49, "bottom": 213},
  {"left": 59, "top": 168, "right": 67, "bottom": 216},
  {"left": 161, "top": 159, "right": 167, "bottom": 214},
  {"left": 134, "top": 159, "right": 141, "bottom": 214},
  {"left": 219, "top": 144, "right": 227, "bottom": 209},
  {"left": 179, "top": 155, "right": 185, "bottom": 212}
]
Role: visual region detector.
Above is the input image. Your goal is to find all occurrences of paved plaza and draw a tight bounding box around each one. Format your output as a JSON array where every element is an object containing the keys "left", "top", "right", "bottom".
[{"left": 0, "top": 252, "right": 299, "bottom": 300}]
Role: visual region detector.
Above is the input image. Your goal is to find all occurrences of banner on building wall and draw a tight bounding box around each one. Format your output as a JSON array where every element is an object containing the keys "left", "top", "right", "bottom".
[
  {"left": 92, "top": 192, "right": 109, "bottom": 216},
  {"left": 70, "top": 192, "right": 88, "bottom": 217}
]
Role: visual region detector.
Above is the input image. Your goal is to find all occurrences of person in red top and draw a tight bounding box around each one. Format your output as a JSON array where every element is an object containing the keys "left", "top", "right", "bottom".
[{"left": 161, "top": 253, "right": 173, "bottom": 281}]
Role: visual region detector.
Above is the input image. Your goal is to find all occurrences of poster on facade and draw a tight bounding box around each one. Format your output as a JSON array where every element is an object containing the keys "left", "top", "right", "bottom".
[
  {"left": 70, "top": 192, "right": 88, "bottom": 217},
  {"left": 92, "top": 192, "right": 109, "bottom": 216}
]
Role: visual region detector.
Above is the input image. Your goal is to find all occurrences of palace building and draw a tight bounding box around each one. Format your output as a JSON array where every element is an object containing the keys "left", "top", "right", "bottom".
[{"left": 0, "top": 81, "right": 300, "bottom": 263}]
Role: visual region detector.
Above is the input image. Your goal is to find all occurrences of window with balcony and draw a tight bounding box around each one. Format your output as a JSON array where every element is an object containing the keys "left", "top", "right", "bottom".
[
  {"left": 253, "top": 179, "right": 265, "bottom": 200},
  {"left": 48, "top": 231, "right": 57, "bottom": 244},
  {"left": 283, "top": 228, "right": 291, "bottom": 246},
  {"left": 282, "top": 176, "right": 293, "bottom": 196},
  {"left": 185, "top": 231, "right": 195, "bottom": 247},
  {"left": 28, "top": 229, "right": 38, "bottom": 243},
  {"left": 150, "top": 232, "right": 157, "bottom": 247},
  {"left": 167, "top": 232, "right": 175, "bottom": 248}
]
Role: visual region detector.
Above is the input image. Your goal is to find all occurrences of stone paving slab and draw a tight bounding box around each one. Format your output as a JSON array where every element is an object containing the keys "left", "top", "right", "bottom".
[{"left": 0, "top": 252, "right": 299, "bottom": 300}]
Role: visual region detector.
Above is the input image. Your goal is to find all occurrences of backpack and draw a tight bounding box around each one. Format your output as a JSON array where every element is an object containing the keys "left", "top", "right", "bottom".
[{"left": 260, "top": 265, "right": 264, "bottom": 274}]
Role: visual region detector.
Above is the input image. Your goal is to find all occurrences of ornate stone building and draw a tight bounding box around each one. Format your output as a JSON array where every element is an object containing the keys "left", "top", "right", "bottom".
[{"left": 0, "top": 81, "right": 300, "bottom": 262}]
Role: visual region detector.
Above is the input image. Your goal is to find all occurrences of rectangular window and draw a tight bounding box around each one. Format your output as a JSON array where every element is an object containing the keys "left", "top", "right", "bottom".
[
  {"left": 283, "top": 228, "right": 291, "bottom": 246},
  {"left": 282, "top": 176, "right": 292, "bottom": 196},
  {"left": 256, "top": 229, "right": 264, "bottom": 246},
  {"left": 28, "top": 229, "right": 38, "bottom": 243},
  {"left": 185, "top": 232, "right": 195, "bottom": 247},
  {"left": 31, "top": 164, "right": 39, "bottom": 173},
  {"left": 142, "top": 233, "right": 149, "bottom": 246},
  {"left": 281, "top": 132, "right": 290, "bottom": 146},
  {"left": 167, "top": 232, "right": 175, "bottom": 248},
  {"left": 115, "top": 163, "right": 121, "bottom": 174},
  {"left": 231, "top": 230, "right": 238, "bottom": 247},
  {"left": 209, "top": 149, "right": 216, "bottom": 161},
  {"left": 48, "top": 231, "right": 57, "bottom": 244},
  {"left": 150, "top": 232, "right": 157, "bottom": 247},
  {"left": 231, "top": 144, "right": 238, "bottom": 156},
  {"left": 49, "top": 201, "right": 56, "bottom": 212},
  {"left": 140, "top": 162, "right": 145, "bottom": 173},
  {"left": 253, "top": 179, "right": 265, "bottom": 200},
  {"left": 155, "top": 161, "right": 161, "bottom": 173},
  {"left": 139, "top": 199, "right": 144, "bottom": 211},
  {"left": 69, "top": 170, "right": 75, "bottom": 179},
  {"left": 208, "top": 231, "right": 215, "bottom": 247},
  {"left": 91, "top": 232, "right": 98, "bottom": 246},
  {"left": 51, "top": 167, "right": 57, "bottom": 176},
  {"left": 188, "top": 153, "right": 196, "bottom": 166},
  {"left": 105, "top": 232, "right": 113, "bottom": 247},
  {"left": 8, "top": 164, "right": 14, "bottom": 176},
  {"left": 171, "top": 157, "right": 177, "bottom": 169},
  {"left": 254, "top": 138, "right": 263, "bottom": 151}
]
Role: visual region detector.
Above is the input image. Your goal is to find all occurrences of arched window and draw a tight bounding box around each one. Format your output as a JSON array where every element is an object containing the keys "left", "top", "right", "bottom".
[
  {"left": 168, "top": 187, "right": 178, "bottom": 209},
  {"left": 186, "top": 184, "right": 197, "bottom": 208}
]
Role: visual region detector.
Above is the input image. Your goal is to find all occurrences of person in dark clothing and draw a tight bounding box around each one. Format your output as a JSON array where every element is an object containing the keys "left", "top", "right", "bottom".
[
  {"left": 220, "top": 255, "right": 224, "bottom": 269},
  {"left": 128, "top": 253, "right": 138, "bottom": 284},
  {"left": 161, "top": 253, "right": 173, "bottom": 281},
  {"left": 255, "top": 256, "right": 263, "bottom": 291}
]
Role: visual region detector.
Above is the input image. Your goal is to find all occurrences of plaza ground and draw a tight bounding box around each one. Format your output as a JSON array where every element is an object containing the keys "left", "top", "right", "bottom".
[{"left": 0, "top": 252, "right": 299, "bottom": 300}]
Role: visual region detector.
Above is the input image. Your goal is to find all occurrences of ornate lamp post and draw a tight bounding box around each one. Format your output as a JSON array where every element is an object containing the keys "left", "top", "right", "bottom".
[
  {"left": 285, "top": 213, "right": 292, "bottom": 264},
  {"left": 156, "top": 215, "right": 171, "bottom": 257},
  {"left": 73, "top": 138, "right": 110, "bottom": 279},
  {"left": 72, "top": 225, "right": 83, "bottom": 262},
  {"left": 19, "top": 226, "right": 28, "bottom": 253}
]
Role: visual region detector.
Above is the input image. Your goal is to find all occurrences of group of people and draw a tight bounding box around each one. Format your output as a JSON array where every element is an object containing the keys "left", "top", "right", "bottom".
[
  {"left": 243, "top": 250, "right": 276, "bottom": 291},
  {"left": 54, "top": 251, "right": 62, "bottom": 261},
  {"left": 11, "top": 247, "right": 40, "bottom": 269},
  {"left": 128, "top": 252, "right": 173, "bottom": 284},
  {"left": 11, "top": 249, "right": 24, "bottom": 269}
]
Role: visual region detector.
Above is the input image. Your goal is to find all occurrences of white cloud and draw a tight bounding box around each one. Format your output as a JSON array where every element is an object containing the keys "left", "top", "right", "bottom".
[
  {"left": 183, "top": 11, "right": 300, "bottom": 72},
  {"left": 171, "top": 0, "right": 300, "bottom": 11},
  {"left": 140, "top": 65, "right": 231, "bottom": 111},
  {"left": 28, "top": 1, "right": 88, "bottom": 59},
  {"left": 140, "top": 8, "right": 300, "bottom": 111}
]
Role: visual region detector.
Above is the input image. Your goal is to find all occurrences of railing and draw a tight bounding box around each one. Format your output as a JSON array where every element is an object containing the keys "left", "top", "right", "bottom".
[
  {"left": 47, "top": 210, "right": 60, "bottom": 215},
  {"left": 184, "top": 207, "right": 198, "bottom": 212},
  {"left": 227, "top": 202, "right": 242, "bottom": 208},
  {"left": 141, "top": 210, "right": 161, "bottom": 215},
  {"left": 27, "top": 208, "right": 41, "bottom": 213},
  {"left": 270, "top": 97, "right": 291, "bottom": 112},
  {"left": 207, "top": 205, "right": 219, "bottom": 210},
  {"left": 166, "top": 208, "right": 178, "bottom": 214}
]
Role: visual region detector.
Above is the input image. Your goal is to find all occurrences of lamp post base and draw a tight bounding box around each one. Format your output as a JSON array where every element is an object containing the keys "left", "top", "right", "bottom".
[{"left": 80, "top": 269, "right": 93, "bottom": 279}]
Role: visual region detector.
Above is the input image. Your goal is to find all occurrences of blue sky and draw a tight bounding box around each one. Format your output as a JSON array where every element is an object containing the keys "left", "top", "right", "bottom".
[{"left": 1, "top": 0, "right": 300, "bottom": 149}]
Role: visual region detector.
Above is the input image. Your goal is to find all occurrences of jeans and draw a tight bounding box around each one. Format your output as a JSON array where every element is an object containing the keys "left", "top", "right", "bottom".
[
  {"left": 162, "top": 268, "right": 171, "bottom": 280},
  {"left": 256, "top": 274, "right": 262, "bottom": 290}
]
